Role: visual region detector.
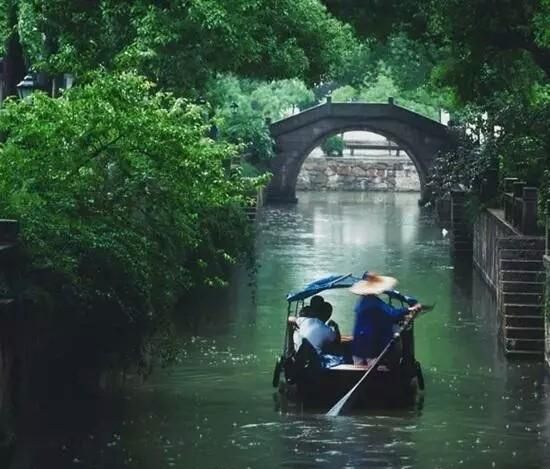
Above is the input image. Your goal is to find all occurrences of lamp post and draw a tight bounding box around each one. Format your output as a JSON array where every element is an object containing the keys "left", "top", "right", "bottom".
[{"left": 16, "top": 73, "right": 36, "bottom": 100}]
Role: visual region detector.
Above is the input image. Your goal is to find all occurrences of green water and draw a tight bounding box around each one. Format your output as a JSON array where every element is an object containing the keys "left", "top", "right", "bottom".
[{"left": 10, "top": 192, "right": 550, "bottom": 468}]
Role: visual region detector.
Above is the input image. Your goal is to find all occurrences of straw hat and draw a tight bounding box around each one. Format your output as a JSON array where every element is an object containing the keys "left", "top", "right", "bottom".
[{"left": 349, "top": 272, "right": 397, "bottom": 296}]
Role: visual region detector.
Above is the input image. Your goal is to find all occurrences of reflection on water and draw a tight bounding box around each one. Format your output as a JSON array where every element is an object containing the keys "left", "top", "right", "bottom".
[{"left": 6, "top": 192, "right": 550, "bottom": 469}]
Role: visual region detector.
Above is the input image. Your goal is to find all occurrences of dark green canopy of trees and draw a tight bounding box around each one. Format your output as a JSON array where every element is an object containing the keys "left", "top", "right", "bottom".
[
  {"left": 1, "top": 0, "right": 360, "bottom": 95},
  {"left": 1, "top": 0, "right": 549, "bottom": 372},
  {"left": 0, "top": 0, "right": 366, "bottom": 368},
  {"left": 325, "top": 0, "right": 549, "bottom": 103}
]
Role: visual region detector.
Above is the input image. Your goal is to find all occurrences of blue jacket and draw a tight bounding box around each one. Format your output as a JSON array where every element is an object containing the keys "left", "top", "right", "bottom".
[{"left": 352, "top": 295, "right": 408, "bottom": 358}]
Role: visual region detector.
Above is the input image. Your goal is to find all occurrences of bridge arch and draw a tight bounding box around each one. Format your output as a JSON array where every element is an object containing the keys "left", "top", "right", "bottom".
[{"left": 266, "top": 101, "right": 450, "bottom": 203}]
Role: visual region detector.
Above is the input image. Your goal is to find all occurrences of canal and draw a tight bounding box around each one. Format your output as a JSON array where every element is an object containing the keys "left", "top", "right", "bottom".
[{"left": 9, "top": 192, "right": 550, "bottom": 468}]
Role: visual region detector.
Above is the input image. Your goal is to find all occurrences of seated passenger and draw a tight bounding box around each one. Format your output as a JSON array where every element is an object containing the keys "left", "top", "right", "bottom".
[
  {"left": 317, "top": 301, "right": 345, "bottom": 366},
  {"left": 350, "top": 271, "right": 422, "bottom": 367},
  {"left": 289, "top": 305, "right": 337, "bottom": 355},
  {"left": 318, "top": 301, "right": 341, "bottom": 344},
  {"left": 309, "top": 295, "right": 325, "bottom": 317}
]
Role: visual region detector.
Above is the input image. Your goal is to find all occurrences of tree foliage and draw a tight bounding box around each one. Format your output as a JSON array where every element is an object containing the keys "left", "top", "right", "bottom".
[
  {"left": 2, "top": 0, "right": 360, "bottom": 95},
  {"left": 0, "top": 72, "right": 262, "bottom": 359},
  {"left": 428, "top": 92, "right": 550, "bottom": 217},
  {"left": 206, "top": 74, "right": 315, "bottom": 164},
  {"left": 331, "top": 69, "right": 452, "bottom": 120},
  {"left": 324, "top": 0, "right": 549, "bottom": 104},
  {"left": 321, "top": 135, "right": 344, "bottom": 156}
]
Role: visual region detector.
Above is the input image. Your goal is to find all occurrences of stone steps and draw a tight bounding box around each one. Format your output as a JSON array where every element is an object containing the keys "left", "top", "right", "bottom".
[
  {"left": 504, "top": 347, "right": 545, "bottom": 358},
  {"left": 498, "top": 237, "right": 546, "bottom": 250},
  {"left": 449, "top": 197, "right": 472, "bottom": 252},
  {"left": 504, "top": 326, "right": 545, "bottom": 340},
  {"left": 505, "top": 315, "right": 544, "bottom": 328},
  {"left": 502, "top": 292, "right": 543, "bottom": 305},
  {"left": 450, "top": 223, "right": 472, "bottom": 252},
  {"left": 499, "top": 243, "right": 545, "bottom": 357},
  {"left": 503, "top": 304, "right": 543, "bottom": 316},
  {"left": 500, "top": 249, "right": 545, "bottom": 260},
  {"left": 500, "top": 259, "right": 543, "bottom": 271},
  {"left": 501, "top": 280, "right": 544, "bottom": 293},
  {"left": 501, "top": 270, "right": 544, "bottom": 282},
  {"left": 504, "top": 337, "right": 545, "bottom": 355}
]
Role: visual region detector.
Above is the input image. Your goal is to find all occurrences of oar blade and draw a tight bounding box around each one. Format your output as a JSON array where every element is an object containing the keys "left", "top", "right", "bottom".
[
  {"left": 326, "top": 363, "right": 376, "bottom": 416},
  {"left": 326, "top": 399, "right": 346, "bottom": 417},
  {"left": 326, "top": 387, "right": 355, "bottom": 417}
]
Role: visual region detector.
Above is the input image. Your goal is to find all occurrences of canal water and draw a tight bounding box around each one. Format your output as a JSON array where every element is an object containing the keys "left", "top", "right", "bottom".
[{"left": 9, "top": 192, "right": 550, "bottom": 468}]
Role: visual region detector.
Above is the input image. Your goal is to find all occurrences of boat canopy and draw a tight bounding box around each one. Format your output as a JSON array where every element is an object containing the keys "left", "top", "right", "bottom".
[
  {"left": 286, "top": 273, "right": 418, "bottom": 306},
  {"left": 286, "top": 274, "right": 359, "bottom": 302}
]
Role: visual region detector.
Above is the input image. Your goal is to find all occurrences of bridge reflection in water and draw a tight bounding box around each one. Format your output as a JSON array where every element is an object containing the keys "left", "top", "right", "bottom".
[{"left": 4, "top": 192, "right": 550, "bottom": 469}]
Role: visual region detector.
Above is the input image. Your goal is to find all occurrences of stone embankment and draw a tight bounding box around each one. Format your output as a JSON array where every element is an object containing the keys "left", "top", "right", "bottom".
[
  {"left": 466, "top": 183, "right": 546, "bottom": 358},
  {"left": 297, "top": 157, "right": 420, "bottom": 192}
]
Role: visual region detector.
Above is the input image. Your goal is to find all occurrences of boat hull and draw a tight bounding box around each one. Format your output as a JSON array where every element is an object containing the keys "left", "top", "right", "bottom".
[{"left": 280, "top": 362, "right": 422, "bottom": 410}]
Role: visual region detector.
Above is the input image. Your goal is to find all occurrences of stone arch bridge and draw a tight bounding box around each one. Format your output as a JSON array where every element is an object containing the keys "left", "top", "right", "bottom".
[{"left": 266, "top": 99, "right": 450, "bottom": 203}]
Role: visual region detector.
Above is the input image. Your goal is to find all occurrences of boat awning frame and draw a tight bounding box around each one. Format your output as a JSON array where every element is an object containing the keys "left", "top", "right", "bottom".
[{"left": 286, "top": 273, "right": 418, "bottom": 306}]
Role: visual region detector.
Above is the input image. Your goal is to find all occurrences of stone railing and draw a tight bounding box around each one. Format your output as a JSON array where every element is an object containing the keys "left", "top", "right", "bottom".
[{"left": 502, "top": 177, "right": 539, "bottom": 235}]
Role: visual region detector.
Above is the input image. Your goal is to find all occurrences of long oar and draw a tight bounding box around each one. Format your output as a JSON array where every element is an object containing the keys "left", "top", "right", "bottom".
[
  {"left": 325, "top": 329, "right": 406, "bottom": 417},
  {"left": 326, "top": 305, "right": 433, "bottom": 417}
]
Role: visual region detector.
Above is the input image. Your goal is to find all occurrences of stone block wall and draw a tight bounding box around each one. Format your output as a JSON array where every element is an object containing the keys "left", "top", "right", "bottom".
[
  {"left": 473, "top": 209, "right": 546, "bottom": 357},
  {"left": 296, "top": 157, "right": 420, "bottom": 192},
  {"left": 473, "top": 209, "right": 517, "bottom": 290}
]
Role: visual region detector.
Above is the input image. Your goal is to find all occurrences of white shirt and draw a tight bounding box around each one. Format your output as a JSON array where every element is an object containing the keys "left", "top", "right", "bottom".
[{"left": 293, "top": 317, "right": 337, "bottom": 354}]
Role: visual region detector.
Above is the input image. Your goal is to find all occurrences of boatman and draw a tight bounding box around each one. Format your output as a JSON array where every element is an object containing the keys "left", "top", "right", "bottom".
[{"left": 350, "top": 271, "right": 422, "bottom": 366}]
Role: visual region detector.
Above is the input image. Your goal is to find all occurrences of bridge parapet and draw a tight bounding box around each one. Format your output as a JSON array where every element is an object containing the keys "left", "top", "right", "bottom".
[{"left": 270, "top": 101, "right": 448, "bottom": 138}]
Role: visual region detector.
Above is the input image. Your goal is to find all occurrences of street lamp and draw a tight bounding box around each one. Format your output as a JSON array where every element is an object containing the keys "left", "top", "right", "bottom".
[{"left": 16, "top": 74, "right": 37, "bottom": 100}]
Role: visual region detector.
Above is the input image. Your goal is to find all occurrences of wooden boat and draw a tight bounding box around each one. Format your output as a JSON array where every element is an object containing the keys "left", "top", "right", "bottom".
[{"left": 272, "top": 274, "right": 424, "bottom": 410}]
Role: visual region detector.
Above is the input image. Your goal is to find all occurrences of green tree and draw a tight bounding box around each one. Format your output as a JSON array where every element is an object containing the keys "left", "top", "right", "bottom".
[
  {"left": 206, "top": 75, "right": 315, "bottom": 165},
  {"left": 0, "top": 72, "right": 261, "bottom": 361},
  {"left": 321, "top": 135, "right": 344, "bottom": 156},
  {"left": 2, "top": 0, "right": 361, "bottom": 96},
  {"left": 332, "top": 69, "right": 452, "bottom": 120},
  {"left": 324, "top": 0, "right": 549, "bottom": 104}
]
